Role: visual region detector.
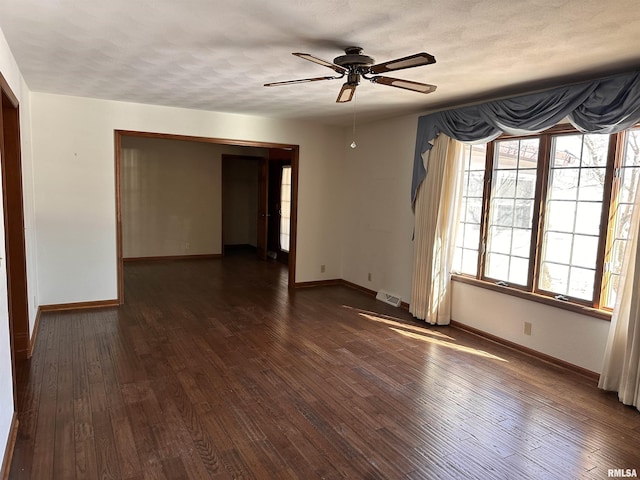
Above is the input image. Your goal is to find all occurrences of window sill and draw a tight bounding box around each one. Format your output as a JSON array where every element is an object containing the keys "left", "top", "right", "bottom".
[{"left": 451, "top": 274, "right": 612, "bottom": 321}]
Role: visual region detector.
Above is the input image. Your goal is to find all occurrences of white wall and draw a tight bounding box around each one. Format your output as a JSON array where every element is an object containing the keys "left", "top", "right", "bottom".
[
  {"left": 0, "top": 25, "right": 38, "bottom": 472},
  {"left": 450, "top": 282, "right": 609, "bottom": 373},
  {"left": 341, "top": 114, "right": 418, "bottom": 302},
  {"left": 30, "top": 92, "right": 346, "bottom": 304},
  {"left": 341, "top": 112, "right": 611, "bottom": 374},
  {"left": 121, "top": 136, "right": 265, "bottom": 258}
]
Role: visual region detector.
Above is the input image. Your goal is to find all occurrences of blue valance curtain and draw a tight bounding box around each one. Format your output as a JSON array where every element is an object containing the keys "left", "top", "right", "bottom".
[{"left": 411, "top": 70, "right": 640, "bottom": 205}]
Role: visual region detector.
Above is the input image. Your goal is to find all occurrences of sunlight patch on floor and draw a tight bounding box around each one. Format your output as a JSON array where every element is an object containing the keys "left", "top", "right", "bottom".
[
  {"left": 342, "top": 305, "right": 507, "bottom": 363},
  {"left": 390, "top": 327, "right": 507, "bottom": 362},
  {"left": 342, "top": 305, "right": 454, "bottom": 339},
  {"left": 357, "top": 312, "right": 454, "bottom": 340}
]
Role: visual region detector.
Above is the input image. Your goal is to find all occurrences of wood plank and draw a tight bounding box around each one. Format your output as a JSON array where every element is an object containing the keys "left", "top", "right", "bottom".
[{"left": 27, "top": 312, "right": 61, "bottom": 480}]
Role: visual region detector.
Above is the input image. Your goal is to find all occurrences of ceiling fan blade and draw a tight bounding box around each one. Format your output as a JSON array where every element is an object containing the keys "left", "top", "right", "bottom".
[
  {"left": 336, "top": 83, "right": 356, "bottom": 103},
  {"left": 293, "top": 53, "right": 348, "bottom": 74},
  {"left": 264, "top": 76, "right": 340, "bottom": 87},
  {"left": 369, "top": 52, "right": 436, "bottom": 74},
  {"left": 370, "top": 76, "right": 437, "bottom": 94}
]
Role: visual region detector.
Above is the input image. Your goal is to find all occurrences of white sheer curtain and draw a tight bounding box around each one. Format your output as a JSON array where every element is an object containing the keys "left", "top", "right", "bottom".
[
  {"left": 599, "top": 186, "right": 640, "bottom": 410},
  {"left": 410, "top": 134, "right": 462, "bottom": 325}
]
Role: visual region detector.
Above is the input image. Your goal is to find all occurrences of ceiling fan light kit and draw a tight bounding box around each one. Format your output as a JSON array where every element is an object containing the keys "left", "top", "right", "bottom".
[{"left": 264, "top": 46, "right": 437, "bottom": 103}]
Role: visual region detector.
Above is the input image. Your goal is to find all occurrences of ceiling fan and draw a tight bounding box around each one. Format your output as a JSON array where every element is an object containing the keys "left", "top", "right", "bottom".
[{"left": 264, "top": 47, "right": 437, "bottom": 103}]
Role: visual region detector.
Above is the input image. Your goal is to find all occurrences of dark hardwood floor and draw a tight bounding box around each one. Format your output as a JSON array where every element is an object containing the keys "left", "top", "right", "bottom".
[{"left": 9, "top": 251, "right": 640, "bottom": 479}]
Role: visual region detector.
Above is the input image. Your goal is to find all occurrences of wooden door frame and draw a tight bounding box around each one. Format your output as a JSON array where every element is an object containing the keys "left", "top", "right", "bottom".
[
  {"left": 114, "top": 130, "right": 299, "bottom": 303},
  {"left": 0, "top": 72, "right": 29, "bottom": 412}
]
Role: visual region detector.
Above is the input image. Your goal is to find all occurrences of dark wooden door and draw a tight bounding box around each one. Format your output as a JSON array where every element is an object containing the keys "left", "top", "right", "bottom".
[{"left": 256, "top": 158, "right": 268, "bottom": 260}]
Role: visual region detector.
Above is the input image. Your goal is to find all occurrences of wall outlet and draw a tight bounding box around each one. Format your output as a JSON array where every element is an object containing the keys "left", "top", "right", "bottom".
[
  {"left": 320, "top": 264, "right": 325, "bottom": 273},
  {"left": 368, "top": 272, "right": 372, "bottom": 282},
  {"left": 185, "top": 242, "right": 190, "bottom": 251},
  {"left": 524, "top": 322, "right": 532, "bottom": 336}
]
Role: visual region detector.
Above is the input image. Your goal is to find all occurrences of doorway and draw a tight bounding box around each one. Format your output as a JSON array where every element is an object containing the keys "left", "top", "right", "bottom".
[
  {"left": 221, "top": 155, "right": 261, "bottom": 256},
  {"left": 221, "top": 151, "right": 293, "bottom": 267},
  {"left": 115, "top": 130, "right": 299, "bottom": 303}
]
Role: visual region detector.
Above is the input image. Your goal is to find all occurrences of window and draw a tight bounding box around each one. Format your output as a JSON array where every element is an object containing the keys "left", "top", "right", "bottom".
[
  {"left": 279, "top": 165, "right": 292, "bottom": 252},
  {"left": 453, "top": 124, "right": 640, "bottom": 313},
  {"left": 602, "top": 128, "right": 640, "bottom": 308}
]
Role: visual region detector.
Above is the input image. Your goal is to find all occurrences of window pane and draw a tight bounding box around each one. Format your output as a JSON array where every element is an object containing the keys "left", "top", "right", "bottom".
[
  {"left": 489, "top": 226, "right": 511, "bottom": 254},
  {"left": 493, "top": 170, "right": 516, "bottom": 198},
  {"left": 614, "top": 204, "right": 635, "bottom": 240},
  {"left": 623, "top": 130, "right": 640, "bottom": 166},
  {"left": 578, "top": 167, "right": 606, "bottom": 201},
  {"left": 571, "top": 235, "right": 599, "bottom": 269},
  {"left": 604, "top": 274, "right": 621, "bottom": 310},
  {"left": 515, "top": 169, "right": 537, "bottom": 198},
  {"left": 509, "top": 257, "right": 529, "bottom": 285},
  {"left": 486, "top": 253, "right": 509, "bottom": 280},
  {"left": 461, "top": 250, "right": 479, "bottom": 276},
  {"left": 620, "top": 168, "right": 640, "bottom": 203},
  {"left": 539, "top": 262, "right": 569, "bottom": 294},
  {"left": 610, "top": 239, "right": 627, "bottom": 276},
  {"left": 546, "top": 201, "right": 576, "bottom": 233},
  {"left": 281, "top": 185, "right": 291, "bottom": 202},
  {"left": 511, "top": 228, "right": 531, "bottom": 256},
  {"left": 467, "top": 171, "right": 485, "bottom": 197},
  {"left": 542, "top": 231, "right": 572, "bottom": 264},
  {"left": 548, "top": 168, "right": 579, "bottom": 200},
  {"left": 496, "top": 141, "right": 520, "bottom": 169},
  {"left": 469, "top": 144, "right": 487, "bottom": 170},
  {"left": 568, "top": 267, "right": 595, "bottom": 300},
  {"left": 581, "top": 134, "right": 610, "bottom": 167},
  {"left": 574, "top": 202, "right": 602, "bottom": 235},
  {"left": 518, "top": 139, "right": 539, "bottom": 169},
  {"left": 466, "top": 198, "right": 483, "bottom": 224},
  {"left": 553, "top": 136, "right": 582, "bottom": 167},
  {"left": 514, "top": 200, "right": 534, "bottom": 228},
  {"left": 463, "top": 223, "right": 481, "bottom": 249},
  {"left": 492, "top": 199, "right": 514, "bottom": 227}
]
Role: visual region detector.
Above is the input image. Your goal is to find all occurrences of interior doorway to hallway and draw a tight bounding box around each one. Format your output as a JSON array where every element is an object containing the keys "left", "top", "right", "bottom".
[
  {"left": 115, "top": 130, "right": 299, "bottom": 304},
  {"left": 221, "top": 148, "right": 293, "bottom": 267}
]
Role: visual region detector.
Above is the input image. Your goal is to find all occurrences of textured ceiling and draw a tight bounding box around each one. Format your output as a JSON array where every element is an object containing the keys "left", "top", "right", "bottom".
[{"left": 1, "top": 0, "right": 639, "bottom": 125}]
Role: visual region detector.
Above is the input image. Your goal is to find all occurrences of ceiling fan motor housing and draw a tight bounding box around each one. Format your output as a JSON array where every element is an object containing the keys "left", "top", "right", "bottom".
[{"left": 333, "top": 47, "right": 375, "bottom": 75}]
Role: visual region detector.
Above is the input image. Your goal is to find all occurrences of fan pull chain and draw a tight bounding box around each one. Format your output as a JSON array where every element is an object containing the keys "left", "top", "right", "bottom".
[{"left": 350, "top": 90, "right": 357, "bottom": 149}]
